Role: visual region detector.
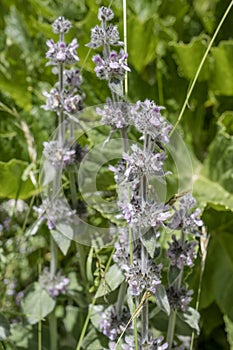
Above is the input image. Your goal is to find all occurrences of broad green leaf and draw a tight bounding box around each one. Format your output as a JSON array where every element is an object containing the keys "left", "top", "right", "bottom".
[
  {"left": 21, "top": 282, "right": 56, "bottom": 324},
  {"left": 193, "top": 113, "right": 233, "bottom": 211},
  {"left": 180, "top": 307, "right": 200, "bottom": 333},
  {"left": 200, "top": 224, "right": 233, "bottom": 319},
  {"left": 96, "top": 264, "right": 124, "bottom": 298},
  {"left": 90, "top": 304, "right": 104, "bottom": 330},
  {"left": 210, "top": 41, "right": 233, "bottom": 96},
  {"left": 0, "top": 313, "right": 10, "bottom": 340},
  {"left": 0, "top": 159, "right": 35, "bottom": 199},
  {"left": 154, "top": 284, "right": 170, "bottom": 316},
  {"left": 127, "top": 16, "right": 156, "bottom": 72},
  {"left": 51, "top": 228, "right": 71, "bottom": 256},
  {"left": 171, "top": 34, "right": 210, "bottom": 81}
]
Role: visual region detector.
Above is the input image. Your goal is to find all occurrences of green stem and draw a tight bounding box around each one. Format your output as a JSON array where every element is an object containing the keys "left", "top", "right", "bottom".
[
  {"left": 166, "top": 309, "right": 177, "bottom": 350},
  {"left": 49, "top": 311, "right": 58, "bottom": 350},
  {"left": 166, "top": 232, "right": 184, "bottom": 348},
  {"left": 170, "top": 0, "right": 233, "bottom": 136},
  {"left": 116, "top": 281, "right": 127, "bottom": 320}
]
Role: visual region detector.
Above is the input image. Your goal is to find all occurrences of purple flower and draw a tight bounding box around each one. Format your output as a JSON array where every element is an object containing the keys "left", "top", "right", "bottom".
[
  {"left": 99, "top": 305, "right": 130, "bottom": 340},
  {"left": 93, "top": 49, "right": 130, "bottom": 80},
  {"left": 122, "top": 144, "right": 167, "bottom": 182},
  {"left": 169, "top": 194, "right": 203, "bottom": 235},
  {"left": 166, "top": 286, "right": 193, "bottom": 312},
  {"left": 125, "top": 260, "right": 162, "bottom": 296},
  {"left": 64, "top": 68, "right": 82, "bottom": 88},
  {"left": 64, "top": 94, "right": 83, "bottom": 113},
  {"left": 34, "top": 198, "right": 76, "bottom": 231},
  {"left": 98, "top": 6, "right": 114, "bottom": 21},
  {"left": 96, "top": 100, "right": 130, "bottom": 129},
  {"left": 43, "top": 141, "right": 76, "bottom": 168},
  {"left": 42, "top": 88, "right": 61, "bottom": 111},
  {"left": 167, "top": 234, "right": 197, "bottom": 269},
  {"left": 39, "top": 268, "right": 70, "bottom": 298},
  {"left": 130, "top": 100, "right": 171, "bottom": 144},
  {"left": 46, "top": 38, "right": 79, "bottom": 65},
  {"left": 52, "top": 16, "right": 72, "bottom": 34},
  {"left": 87, "top": 24, "right": 124, "bottom": 49}
]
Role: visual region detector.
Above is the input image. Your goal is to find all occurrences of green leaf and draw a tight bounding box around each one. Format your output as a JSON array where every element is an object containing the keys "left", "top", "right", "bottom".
[
  {"left": 90, "top": 304, "right": 104, "bottom": 330},
  {"left": 193, "top": 114, "right": 233, "bottom": 211},
  {"left": 0, "top": 313, "right": 10, "bottom": 340},
  {"left": 21, "top": 282, "right": 56, "bottom": 324},
  {"left": 171, "top": 34, "right": 210, "bottom": 81},
  {"left": 141, "top": 229, "right": 158, "bottom": 258},
  {"left": 127, "top": 16, "right": 156, "bottom": 72},
  {"left": 180, "top": 307, "right": 200, "bottom": 334},
  {"left": 210, "top": 41, "right": 233, "bottom": 96},
  {"left": 82, "top": 327, "right": 108, "bottom": 350},
  {"left": 154, "top": 284, "right": 170, "bottom": 316},
  {"left": 51, "top": 228, "right": 71, "bottom": 256},
  {"left": 194, "top": 0, "right": 219, "bottom": 33},
  {"left": 0, "top": 159, "right": 35, "bottom": 199},
  {"left": 96, "top": 264, "right": 124, "bottom": 298},
  {"left": 200, "top": 223, "right": 233, "bottom": 318},
  {"left": 9, "top": 323, "right": 33, "bottom": 348}
]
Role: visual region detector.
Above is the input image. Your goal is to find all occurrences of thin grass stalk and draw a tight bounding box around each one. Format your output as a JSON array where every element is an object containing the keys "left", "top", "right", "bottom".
[{"left": 170, "top": 0, "right": 233, "bottom": 136}]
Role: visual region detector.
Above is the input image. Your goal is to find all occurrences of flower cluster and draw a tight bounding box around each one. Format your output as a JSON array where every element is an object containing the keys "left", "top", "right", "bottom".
[
  {"left": 39, "top": 268, "right": 70, "bottom": 298},
  {"left": 167, "top": 234, "right": 197, "bottom": 269},
  {"left": 43, "top": 140, "right": 76, "bottom": 168},
  {"left": 42, "top": 69, "right": 84, "bottom": 114},
  {"left": 52, "top": 16, "right": 72, "bottom": 34},
  {"left": 99, "top": 305, "right": 130, "bottom": 341},
  {"left": 125, "top": 260, "right": 162, "bottom": 296},
  {"left": 46, "top": 38, "right": 79, "bottom": 65},
  {"left": 166, "top": 286, "right": 193, "bottom": 312},
  {"left": 93, "top": 49, "right": 130, "bottom": 81},
  {"left": 122, "top": 144, "right": 167, "bottom": 181},
  {"left": 130, "top": 100, "right": 171, "bottom": 143},
  {"left": 43, "top": 17, "right": 84, "bottom": 116},
  {"left": 34, "top": 198, "right": 76, "bottom": 230},
  {"left": 169, "top": 194, "right": 203, "bottom": 235},
  {"left": 87, "top": 7, "right": 123, "bottom": 49},
  {"left": 96, "top": 100, "right": 130, "bottom": 128}
]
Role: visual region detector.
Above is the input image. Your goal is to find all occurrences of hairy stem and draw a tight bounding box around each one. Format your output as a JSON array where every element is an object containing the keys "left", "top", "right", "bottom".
[{"left": 166, "top": 231, "right": 184, "bottom": 349}]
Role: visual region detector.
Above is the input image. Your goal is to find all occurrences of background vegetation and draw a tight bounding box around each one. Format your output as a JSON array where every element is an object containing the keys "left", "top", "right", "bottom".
[{"left": 0, "top": 0, "right": 233, "bottom": 349}]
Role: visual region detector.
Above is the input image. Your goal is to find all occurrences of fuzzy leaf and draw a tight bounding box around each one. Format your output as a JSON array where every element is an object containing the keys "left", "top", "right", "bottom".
[
  {"left": 154, "top": 284, "right": 170, "bottom": 316},
  {"left": 96, "top": 264, "right": 124, "bottom": 298},
  {"left": 180, "top": 307, "right": 200, "bottom": 334},
  {"left": 51, "top": 228, "right": 71, "bottom": 256},
  {"left": 21, "top": 282, "right": 56, "bottom": 324},
  {"left": 141, "top": 229, "right": 158, "bottom": 258}
]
